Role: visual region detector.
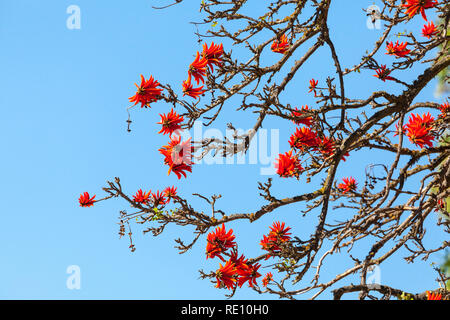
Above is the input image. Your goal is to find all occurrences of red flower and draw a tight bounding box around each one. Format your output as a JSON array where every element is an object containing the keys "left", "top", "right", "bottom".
[
  {"left": 236, "top": 263, "right": 261, "bottom": 288},
  {"left": 422, "top": 21, "right": 439, "bottom": 38},
  {"left": 271, "top": 34, "right": 289, "bottom": 54},
  {"left": 374, "top": 65, "right": 394, "bottom": 82},
  {"left": 133, "top": 189, "right": 151, "bottom": 204},
  {"left": 157, "top": 108, "right": 184, "bottom": 136},
  {"left": 289, "top": 127, "right": 318, "bottom": 151},
  {"left": 435, "top": 199, "right": 445, "bottom": 212},
  {"left": 260, "top": 222, "right": 292, "bottom": 259},
  {"left": 274, "top": 150, "right": 304, "bottom": 178},
  {"left": 152, "top": 191, "right": 168, "bottom": 207},
  {"left": 129, "top": 74, "right": 163, "bottom": 108},
  {"left": 159, "top": 136, "right": 193, "bottom": 179},
  {"left": 386, "top": 41, "right": 411, "bottom": 57},
  {"left": 308, "top": 79, "right": 319, "bottom": 96},
  {"left": 163, "top": 186, "right": 178, "bottom": 201},
  {"left": 78, "top": 192, "right": 96, "bottom": 207},
  {"left": 230, "top": 249, "right": 248, "bottom": 271},
  {"left": 262, "top": 272, "right": 273, "bottom": 287},
  {"left": 405, "top": 113, "right": 435, "bottom": 148},
  {"left": 403, "top": 0, "right": 438, "bottom": 21},
  {"left": 202, "top": 42, "right": 224, "bottom": 72},
  {"left": 337, "top": 177, "right": 358, "bottom": 194},
  {"left": 215, "top": 260, "right": 237, "bottom": 290},
  {"left": 439, "top": 101, "right": 449, "bottom": 118},
  {"left": 291, "top": 105, "right": 313, "bottom": 126},
  {"left": 182, "top": 77, "right": 205, "bottom": 99},
  {"left": 269, "top": 221, "right": 292, "bottom": 243},
  {"left": 206, "top": 224, "right": 236, "bottom": 261},
  {"left": 426, "top": 290, "right": 442, "bottom": 300},
  {"left": 188, "top": 52, "right": 208, "bottom": 85},
  {"left": 314, "top": 136, "right": 349, "bottom": 161}
]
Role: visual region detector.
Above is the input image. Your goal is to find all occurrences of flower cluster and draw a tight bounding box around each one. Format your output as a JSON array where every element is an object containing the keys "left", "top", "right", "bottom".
[
  {"left": 129, "top": 75, "right": 163, "bottom": 108},
  {"left": 206, "top": 224, "right": 263, "bottom": 290},
  {"left": 403, "top": 112, "right": 435, "bottom": 148},
  {"left": 386, "top": 41, "right": 410, "bottom": 58},
  {"left": 271, "top": 34, "right": 289, "bottom": 54},
  {"left": 183, "top": 42, "right": 223, "bottom": 99},
  {"left": 275, "top": 100, "right": 348, "bottom": 179},
  {"left": 402, "top": 0, "right": 438, "bottom": 21},
  {"left": 337, "top": 177, "right": 358, "bottom": 194},
  {"left": 260, "top": 222, "right": 292, "bottom": 259},
  {"left": 132, "top": 186, "right": 178, "bottom": 208},
  {"left": 78, "top": 192, "right": 96, "bottom": 207}
]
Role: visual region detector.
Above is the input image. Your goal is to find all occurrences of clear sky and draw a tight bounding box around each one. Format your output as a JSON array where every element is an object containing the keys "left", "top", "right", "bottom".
[{"left": 0, "top": 0, "right": 446, "bottom": 300}]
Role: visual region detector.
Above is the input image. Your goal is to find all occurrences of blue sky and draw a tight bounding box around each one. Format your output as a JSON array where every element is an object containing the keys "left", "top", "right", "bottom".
[{"left": 0, "top": 0, "right": 447, "bottom": 299}]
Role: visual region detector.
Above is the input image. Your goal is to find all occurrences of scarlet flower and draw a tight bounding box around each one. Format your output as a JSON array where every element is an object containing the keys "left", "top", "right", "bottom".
[
  {"left": 133, "top": 189, "right": 151, "bottom": 204},
  {"left": 157, "top": 108, "right": 184, "bottom": 136},
  {"left": 309, "top": 79, "right": 319, "bottom": 96},
  {"left": 291, "top": 105, "right": 313, "bottom": 126},
  {"left": 182, "top": 77, "right": 205, "bottom": 99},
  {"left": 159, "top": 136, "right": 193, "bottom": 179},
  {"left": 206, "top": 224, "right": 236, "bottom": 261},
  {"left": 274, "top": 150, "right": 304, "bottom": 178},
  {"left": 202, "top": 42, "right": 224, "bottom": 72},
  {"left": 289, "top": 127, "right": 318, "bottom": 151},
  {"left": 269, "top": 221, "right": 292, "bottom": 243},
  {"left": 129, "top": 74, "right": 163, "bottom": 108},
  {"left": 271, "top": 34, "right": 289, "bottom": 54},
  {"left": 435, "top": 199, "right": 445, "bottom": 212},
  {"left": 439, "top": 101, "right": 449, "bottom": 118},
  {"left": 337, "top": 177, "right": 358, "bottom": 194},
  {"left": 163, "top": 186, "right": 178, "bottom": 201},
  {"left": 215, "top": 260, "right": 237, "bottom": 290},
  {"left": 78, "top": 192, "right": 96, "bottom": 207},
  {"left": 405, "top": 113, "right": 435, "bottom": 148},
  {"left": 230, "top": 249, "right": 249, "bottom": 271},
  {"left": 152, "top": 191, "right": 168, "bottom": 207},
  {"left": 236, "top": 263, "right": 261, "bottom": 288},
  {"left": 314, "top": 136, "right": 349, "bottom": 161},
  {"left": 402, "top": 0, "right": 438, "bottom": 21},
  {"left": 386, "top": 41, "right": 411, "bottom": 57},
  {"left": 374, "top": 65, "right": 394, "bottom": 82},
  {"left": 422, "top": 21, "right": 439, "bottom": 38},
  {"left": 260, "top": 222, "right": 292, "bottom": 259},
  {"left": 262, "top": 272, "right": 273, "bottom": 287},
  {"left": 188, "top": 52, "right": 208, "bottom": 85},
  {"left": 426, "top": 290, "right": 442, "bottom": 300}
]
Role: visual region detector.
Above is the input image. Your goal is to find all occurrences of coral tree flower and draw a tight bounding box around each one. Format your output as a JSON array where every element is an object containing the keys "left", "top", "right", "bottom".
[
  {"left": 275, "top": 150, "right": 304, "bottom": 178},
  {"left": 439, "top": 101, "right": 449, "bottom": 118},
  {"left": 129, "top": 74, "right": 163, "bottom": 108},
  {"left": 206, "top": 224, "right": 236, "bottom": 261},
  {"left": 215, "top": 260, "right": 237, "bottom": 290},
  {"left": 374, "top": 65, "right": 394, "bottom": 82},
  {"left": 308, "top": 79, "right": 319, "bottom": 96},
  {"left": 157, "top": 108, "right": 184, "bottom": 136},
  {"left": 236, "top": 263, "right": 261, "bottom": 288},
  {"left": 337, "top": 177, "right": 358, "bottom": 194},
  {"left": 422, "top": 21, "right": 439, "bottom": 38},
  {"left": 159, "top": 136, "right": 193, "bottom": 179},
  {"left": 202, "top": 42, "right": 224, "bottom": 72},
  {"left": 402, "top": 0, "right": 438, "bottom": 21},
  {"left": 386, "top": 41, "right": 411, "bottom": 57},
  {"left": 271, "top": 34, "right": 289, "bottom": 54},
  {"left": 78, "top": 192, "right": 96, "bottom": 207},
  {"left": 426, "top": 291, "right": 442, "bottom": 300},
  {"left": 405, "top": 113, "right": 435, "bottom": 148},
  {"left": 152, "top": 191, "right": 168, "bottom": 207},
  {"left": 182, "top": 77, "right": 205, "bottom": 99},
  {"left": 289, "top": 127, "right": 318, "bottom": 151},
  {"left": 188, "top": 52, "right": 208, "bottom": 85},
  {"left": 260, "top": 221, "right": 292, "bottom": 259},
  {"left": 291, "top": 105, "right": 313, "bottom": 126},
  {"left": 163, "top": 186, "right": 178, "bottom": 202},
  {"left": 133, "top": 189, "right": 151, "bottom": 204},
  {"left": 262, "top": 272, "right": 273, "bottom": 287}
]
